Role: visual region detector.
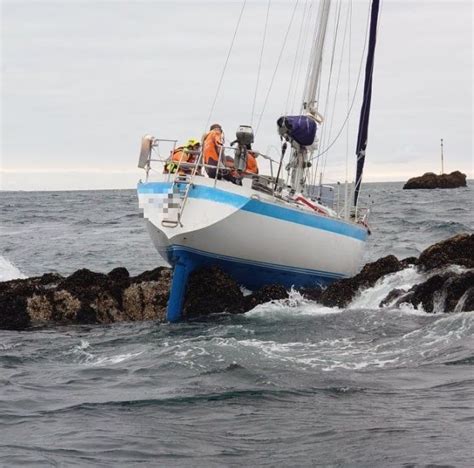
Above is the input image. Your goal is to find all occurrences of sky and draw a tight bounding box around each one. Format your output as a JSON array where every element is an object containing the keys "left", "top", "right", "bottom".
[{"left": 1, "top": 0, "right": 472, "bottom": 191}]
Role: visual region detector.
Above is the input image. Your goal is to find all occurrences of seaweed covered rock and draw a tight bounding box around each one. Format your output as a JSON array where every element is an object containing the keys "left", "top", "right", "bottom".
[
  {"left": 408, "top": 271, "right": 474, "bottom": 313},
  {"left": 0, "top": 293, "right": 30, "bottom": 330},
  {"left": 403, "top": 171, "right": 467, "bottom": 189},
  {"left": 0, "top": 267, "right": 171, "bottom": 329},
  {"left": 183, "top": 267, "right": 290, "bottom": 318},
  {"left": 379, "top": 288, "right": 406, "bottom": 308},
  {"left": 2, "top": 233, "right": 473, "bottom": 329},
  {"left": 319, "top": 255, "right": 403, "bottom": 308},
  {"left": 417, "top": 233, "right": 474, "bottom": 270},
  {"left": 183, "top": 266, "right": 244, "bottom": 319},
  {"left": 244, "top": 284, "right": 288, "bottom": 310},
  {"left": 298, "top": 286, "right": 323, "bottom": 302}
]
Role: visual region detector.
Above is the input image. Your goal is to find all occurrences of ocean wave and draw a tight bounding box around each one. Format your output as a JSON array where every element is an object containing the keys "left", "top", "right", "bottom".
[
  {"left": 187, "top": 310, "right": 474, "bottom": 373},
  {"left": 245, "top": 289, "right": 343, "bottom": 319},
  {"left": 349, "top": 266, "right": 425, "bottom": 310},
  {"left": 37, "top": 385, "right": 369, "bottom": 415},
  {"left": 65, "top": 339, "right": 144, "bottom": 366}
]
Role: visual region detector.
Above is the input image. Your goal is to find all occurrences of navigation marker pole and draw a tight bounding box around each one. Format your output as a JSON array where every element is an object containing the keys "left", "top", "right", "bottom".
[{"left": 440, "top": 138, "right": 444, "bottom": 175}]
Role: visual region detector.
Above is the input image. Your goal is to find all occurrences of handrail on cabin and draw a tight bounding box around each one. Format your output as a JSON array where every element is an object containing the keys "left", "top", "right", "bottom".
[{"left": 138, "top": 136, "right": 369, "bottom": 227}]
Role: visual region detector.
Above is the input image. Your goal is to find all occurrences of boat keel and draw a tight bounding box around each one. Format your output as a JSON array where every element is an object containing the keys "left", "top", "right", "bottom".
[{"left": 166, "top": 251, "right": 197, "bottom": 322}]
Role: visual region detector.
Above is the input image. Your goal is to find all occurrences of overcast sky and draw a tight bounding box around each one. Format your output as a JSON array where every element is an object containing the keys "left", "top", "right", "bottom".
[{"left": 1, "top": 0, "right": 472, "bottom": 190}]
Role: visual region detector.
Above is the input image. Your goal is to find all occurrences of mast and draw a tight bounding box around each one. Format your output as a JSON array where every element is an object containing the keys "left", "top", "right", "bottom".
[
  {"left": 289, "top": 0, "right": 331, "bottom": 193},
  {"left": 302, "top": 0, "right": 331, "bottom": 114},
  {"left": 353, "top": 0, "right": 380, "bottom": 208}
]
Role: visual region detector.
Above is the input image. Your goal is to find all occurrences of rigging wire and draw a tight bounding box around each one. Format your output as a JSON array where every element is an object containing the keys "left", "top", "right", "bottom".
[
  {"left": 309, "top": 2, "right": 325, "bottom": 187},
  {"left": 205, "top": 0, "right": 247, "bottom": 131},
  {"left": 345, "top": 0, "right": 353, "bottom": 185},
  {"left": 251, "top": 0, "right": 272, "bottom": 126},
  {"left": 290, "top": 0, "right": 315, "bottom": 113},
  {"left": 321, "top": 0, "right": 350, "bottom": 179},
  {"left": 309, "top": 0, "right": 342, "bottom": 188},
  {"left": 285, "top": 0, "right": 309, "bottom": 114},
  {"left": 255, "top": 0, "right": 300, "bottom": 136},
  {"left": 309, "top": 0, "right": 373, "bottom": 162}
]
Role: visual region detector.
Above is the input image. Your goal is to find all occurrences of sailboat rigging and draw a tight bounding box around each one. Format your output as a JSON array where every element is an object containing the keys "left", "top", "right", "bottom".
[{"left": 136, "top": 0, "right": 380, "bottom": 321}]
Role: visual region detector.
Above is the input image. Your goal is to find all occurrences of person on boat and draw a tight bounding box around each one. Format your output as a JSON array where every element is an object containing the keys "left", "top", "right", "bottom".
[
  {"left": 165, "top": 139, "right": 201, "bottom": 175},
  {"left": 245, "top": 144, "right": 259, "bottom": 175},
  {"left": 202, "top": 123, "right": 224, "bottom": 178}
]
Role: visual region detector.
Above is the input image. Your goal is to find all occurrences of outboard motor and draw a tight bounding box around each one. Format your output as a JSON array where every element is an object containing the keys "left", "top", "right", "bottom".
[{"left": 233, "top": 125, "right": 254, "bottom": 172}]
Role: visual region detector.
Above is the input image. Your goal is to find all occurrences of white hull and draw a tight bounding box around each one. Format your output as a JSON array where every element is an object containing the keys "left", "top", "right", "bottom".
[{"left": 138, "top": 175, "right": 368, "bottom": 289}]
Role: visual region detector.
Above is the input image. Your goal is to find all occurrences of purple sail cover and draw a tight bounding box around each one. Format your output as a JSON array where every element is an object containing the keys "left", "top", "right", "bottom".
[{"left": 277, "top": 115, "right": 317, "bottom": 146}]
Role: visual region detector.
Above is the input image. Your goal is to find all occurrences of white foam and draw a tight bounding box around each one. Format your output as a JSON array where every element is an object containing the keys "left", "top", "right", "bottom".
[
  {"left": 92, "top": 351, "right": 144, "bottom": 366},
  {"left": 245, "top": 288, "right": 343, "bottom": 319},
  {"left": 67, "top": 340, "right": 144, "bottom": 366},
  {"left": 454, "top": 288, "right": 473, "bottom": 313},
  {"left": 0, "top": 255, "right": 26, "bottom": 281},
  {"left": 349, "top": 266, "right": 424, "bottom": 309}
]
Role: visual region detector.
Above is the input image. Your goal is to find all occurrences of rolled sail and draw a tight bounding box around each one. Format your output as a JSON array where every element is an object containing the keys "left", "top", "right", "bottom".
[
  {"left": 277, "top": 115, "right": 317, "bottom": 147},
  {"left": 354, "top": 0, "right": 380, "bottom": 207}
]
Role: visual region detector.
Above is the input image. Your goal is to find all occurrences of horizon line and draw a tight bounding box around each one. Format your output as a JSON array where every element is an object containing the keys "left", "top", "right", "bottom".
[{"left": 2, "top": 179, "right": 473, "bottom": 193}]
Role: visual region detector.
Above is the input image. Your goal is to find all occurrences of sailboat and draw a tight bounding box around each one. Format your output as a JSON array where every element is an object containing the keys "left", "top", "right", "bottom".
[{"left": 137, "top": 0, "right": 380, "bottom": 321}]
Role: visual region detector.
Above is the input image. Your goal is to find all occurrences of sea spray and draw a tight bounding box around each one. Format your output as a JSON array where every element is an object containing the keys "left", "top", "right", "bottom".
[{"left": 0, "top": 256, "right": 25, "bottom": 282}]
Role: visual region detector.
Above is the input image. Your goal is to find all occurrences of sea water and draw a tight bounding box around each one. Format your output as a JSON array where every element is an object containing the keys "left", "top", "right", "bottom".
[{"left": 1, "top": 182, "right": 473, "bottom": 466}]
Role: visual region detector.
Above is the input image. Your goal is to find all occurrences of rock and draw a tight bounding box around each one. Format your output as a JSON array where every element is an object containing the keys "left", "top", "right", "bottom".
[
  {"left": 108, "top": 267, "right": 130, "bottom": 282},
  {"left": 244, "top": 285, "right": 289, "bottom": 311},
  {"left": 417, "top": 234, "right": 474, "bottom": 271},
  {"left": 408, "top": 271, "right": 474, "bottom": 313},
  {"left": 183, "top": 267, "right": 244, "bottom": 319},
  {"left": 132, "top": 266, "right": 169, "bottom": 283},
  {"left": 461, "top": 287, "right": 474, "bottom": 312},
  {"left": 183, "top": 268, "right": 290, "bottom": 318},
  {"left": 401, "top": 257, "right": 418, "bottom": 267},
  {"left": 444, "top": 273, "right": 474, "bottom": 312},
  {"left": 403, "top": 171, "right": 467, "bottom": 189},
  {"left": 1, "top": 233, "right": 473, "bottom": 329},
  {"left": 379, "top": 288, "right": 406, "bottom": 307},
  {"left": 0, "top": 266, "right": 171, "bottom": 329},
  {"left": 123, "top": 275, "right": 170, "bottom": 322},
  {"left": 319, "top": 255, "right": 403, "bottom": 308},
  {"left": 299, "top": 286, "right": 323, "bottom": 302},
  {"left": 373, "top": 234, "right": 474, "bottom": 311},
  {"left": 0, "top": 293, "right": 30, "bottom": 330}
]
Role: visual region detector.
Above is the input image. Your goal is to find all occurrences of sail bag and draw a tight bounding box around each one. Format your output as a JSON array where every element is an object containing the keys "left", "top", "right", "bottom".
[{"left": 277, "top": 115, "right": 317, "bottom": 147}]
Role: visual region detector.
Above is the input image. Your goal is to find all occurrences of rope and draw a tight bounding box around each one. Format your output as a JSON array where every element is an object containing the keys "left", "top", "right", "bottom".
[
  {"left": 205, "top": 0, "right": 247, "bottom": 131},
  {"left": 255, "top": 0, "right": 300, "bottom": 135},
  {"left": 251, "top": 0, "right": 271, "bottom": 126}
]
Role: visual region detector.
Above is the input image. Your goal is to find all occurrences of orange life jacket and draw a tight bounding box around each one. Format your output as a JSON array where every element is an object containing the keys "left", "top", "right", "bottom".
[
  {"left": 164, "top": 147, "right": 190, "bottom": 174},
  {"left": 202, "top": 129, "right": 223, "bottom": 166},
  {"left": 245, "top": 151, "right": 259, "bottom": 174}
]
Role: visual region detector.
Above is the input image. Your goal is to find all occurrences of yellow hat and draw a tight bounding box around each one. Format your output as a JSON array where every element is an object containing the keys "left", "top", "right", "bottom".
[{"left": 186, "top": 138, "right": 200, "bottom": 148}]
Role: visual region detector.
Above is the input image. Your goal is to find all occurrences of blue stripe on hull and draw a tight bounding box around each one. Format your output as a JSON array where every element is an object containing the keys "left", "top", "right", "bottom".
[
  {"left": 138, "top": 181, "right": 368, "bottom": 241},
  {"left": 167, "top": 246, "right": 343, "bottom": 290}
]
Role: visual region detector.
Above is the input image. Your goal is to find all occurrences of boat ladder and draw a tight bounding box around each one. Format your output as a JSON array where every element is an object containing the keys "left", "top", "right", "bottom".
[{"left": 161, "top": 151, "right": 204, "bottom": 228}]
